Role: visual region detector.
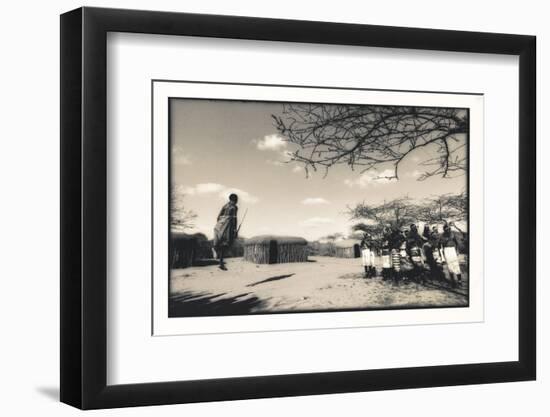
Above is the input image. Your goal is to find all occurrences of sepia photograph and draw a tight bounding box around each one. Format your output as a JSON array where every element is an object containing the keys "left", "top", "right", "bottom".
[{"left": 168, "top": 96, "right": 469, "bottom": 318}]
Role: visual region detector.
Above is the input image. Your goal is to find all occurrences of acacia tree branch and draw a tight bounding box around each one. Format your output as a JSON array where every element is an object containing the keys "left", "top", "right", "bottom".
[{"left": 273, "top": 104, "right": 468, "bottom": 180}]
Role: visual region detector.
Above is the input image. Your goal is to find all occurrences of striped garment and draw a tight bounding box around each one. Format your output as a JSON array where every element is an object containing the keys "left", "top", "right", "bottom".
[
  {"left": 391, "top": 249, "right": 401, "bottom": 271},
  {"left": 433, "top": 249, "right": 443, "bottom": 264}
]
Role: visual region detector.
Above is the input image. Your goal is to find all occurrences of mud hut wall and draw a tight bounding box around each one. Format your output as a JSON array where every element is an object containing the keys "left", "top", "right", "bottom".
[
  {"left": 171, "top": 237, "right": 196, "bottom": 268},
  {"left": 244, "top": 236, "right": 308, "bottom": 264},
  {"left": 171, "top": 233, "right": 214, "bottom": 267},
  {"left": 243, "top": 243, "right": 270, "bottom": 264},
  {"left": 277, "top": 243, "right": 308, "bottom": 263},
  {"left": 334, "top": 245, "right": 360, "bottom": 258}
]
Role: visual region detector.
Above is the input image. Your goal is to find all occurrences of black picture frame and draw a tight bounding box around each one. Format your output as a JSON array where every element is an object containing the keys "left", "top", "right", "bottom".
[{"left": 60, "top": 6, "right": 536, "bottom": 410}]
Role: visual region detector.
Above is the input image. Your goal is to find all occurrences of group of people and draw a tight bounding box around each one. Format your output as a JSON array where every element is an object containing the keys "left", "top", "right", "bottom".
[
  {"left": 360, "top": 222, "right": 465, "bottom": 287},
  {"left": 211, "top": 193, "right": 465, "bottom": 285}
]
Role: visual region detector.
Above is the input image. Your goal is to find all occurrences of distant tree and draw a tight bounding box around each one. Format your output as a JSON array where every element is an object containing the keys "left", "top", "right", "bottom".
[
  {"left": 350, "top": 222, "right": 387, "bottom": 248},
  {"left": 321, "top": 232, "right": 344, "bottom": 242},
  {"left": 170, "top": 189, "right": 197, "bottom": 232},
  {"left": 351, "top": 222, "right": 384, "bottom": 238},
  {"left": 348, "top": 196, "right": 422, "bottom": 229},
  {"left": 273, "top": 104, "right": 467, "bottom": 180},
  {"left": 315, "top": 233, "right": 344, "bottom": 256},
  {"left": 348, "top": 230, "right": 367, "bottom": 241},
  {"left": 445, "top": 191, "right": 468, "bottom": 221},
  {"left": 417, "top": 192, "right": 467, "bottom": 224}
]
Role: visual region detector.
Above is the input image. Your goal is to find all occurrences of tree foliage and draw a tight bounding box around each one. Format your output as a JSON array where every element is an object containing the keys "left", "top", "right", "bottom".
[
  {"left": 170, "top": 189, "right": 198, "bottom": 232},
  {"left": 273, "top": 104, "right": 468, "bottom": 180},
  {"left": 416, "top": 192, "right": 467, "bottom": 223},
  {"left": 348, "top": 193, "right": 466, "bottom": 230},
  {"left": 350, "top": 222, "right": 387, "bottom": 247},
  {"left": 351, "top": 222, "right": 384, "bottom": 237},
  {"left": 348, "top": 196, "right": 422, "bottom": 229}
]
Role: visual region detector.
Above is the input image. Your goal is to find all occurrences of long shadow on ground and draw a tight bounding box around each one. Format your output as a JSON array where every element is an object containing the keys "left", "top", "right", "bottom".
[
  {"left": 192, "top": 259, "right": 220, "bottom": 267},
  {"left": 169, "top": 291, "right": 266, "bottom": 317},
  {"left": 246, "top": 273, "right": 295, "bottom": 288}
]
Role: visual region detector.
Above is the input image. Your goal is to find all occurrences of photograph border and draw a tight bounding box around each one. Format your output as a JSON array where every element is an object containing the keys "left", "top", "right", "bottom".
[
  {"left": 163, "top": 85, "right": 473, "bottom": 319},
  {"left": 60, "top": 6, "right": 536, "bottom": 409}
]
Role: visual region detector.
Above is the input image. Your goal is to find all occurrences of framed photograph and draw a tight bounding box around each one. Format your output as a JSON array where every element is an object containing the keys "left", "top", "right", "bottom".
[{"left": 60, "top": 7, "right": 536, "bottom": 409}]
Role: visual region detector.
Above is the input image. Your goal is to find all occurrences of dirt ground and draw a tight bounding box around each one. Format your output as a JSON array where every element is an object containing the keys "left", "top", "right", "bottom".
[{"left": 169, "top": 256, "right": 468, "bottom": 317}]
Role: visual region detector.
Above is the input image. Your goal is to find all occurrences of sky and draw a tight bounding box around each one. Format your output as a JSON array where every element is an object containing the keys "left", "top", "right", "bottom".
[{"left": 170, "top": 99, "right": 467, "bottom": 241}]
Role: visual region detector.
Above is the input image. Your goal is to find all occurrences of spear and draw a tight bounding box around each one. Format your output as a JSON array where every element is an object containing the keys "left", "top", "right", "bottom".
[{"left": 236, "top": 208, "right": 248, "bottom": 235}]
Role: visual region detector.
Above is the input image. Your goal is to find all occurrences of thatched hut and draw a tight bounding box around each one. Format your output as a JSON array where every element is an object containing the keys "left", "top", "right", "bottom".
[
  {"left": 171, "top": 232, "right": 211, "bottom": 268},
  {"left": 334, "top": 239, "right": 361, "bottom": 258},
  {"left": 244, "top": 235, "right": 308, "bottom": 264}
]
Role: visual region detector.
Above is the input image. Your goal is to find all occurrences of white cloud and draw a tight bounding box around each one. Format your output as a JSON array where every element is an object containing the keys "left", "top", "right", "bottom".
[
  {"left": 179, "top": 183, "right": 259, "bottom": 204},
  {"left": 300, "top": 217, "right": 335, "bottom": 227},
  {"left": 182, "top": 182, "right": 225, "bottom": 195},
  {"left": 302, "top": 197, "right": 330, "bottom": 205},
  {"left": 219, "top": 187, "right": 259, "bottom": 204},
  {"left": 196, "top": 183, "right": 225, "bottom": 194},
  {"left": 344, "top": 169, "right": 397, "bottom": 188},
  {"left": 255, "top": 134, "right": 288, "bottom": 151},
  {"left": 292, "top": 165, "right": 304, "bottom": 174},
  {"left": 173, "top": 146, "right": 192, "bottom": 165}
]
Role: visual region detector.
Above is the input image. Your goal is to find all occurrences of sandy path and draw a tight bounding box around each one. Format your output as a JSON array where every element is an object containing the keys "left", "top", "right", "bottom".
[{"left": 169, "top": 256, "right": 468, "bottom": 317}]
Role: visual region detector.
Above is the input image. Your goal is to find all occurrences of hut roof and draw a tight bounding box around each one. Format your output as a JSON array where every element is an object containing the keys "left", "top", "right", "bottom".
[
  {"left": 171, "top": 232, "right": 208, "bottom": 241},
  {"left": 244, "top": 235, "right": 308, "bottom": 246},
  {"left": 334, "top": 239, "right": 361, "bottom": 248}
]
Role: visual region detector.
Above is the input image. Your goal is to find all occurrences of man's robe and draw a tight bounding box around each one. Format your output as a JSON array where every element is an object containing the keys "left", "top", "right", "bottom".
[{"left": 213, "top": 202, "right": 238, "bottom": 249}]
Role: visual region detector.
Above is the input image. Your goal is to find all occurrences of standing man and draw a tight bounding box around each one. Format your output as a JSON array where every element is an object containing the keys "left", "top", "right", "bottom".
[
  {"left": 389, "top": 226, "right": 405, "bottom": 284},
  {"left": 406, "top": 224, "right": 426, "bottom": 281},
  {"left": 406, "top": 224, "right": 424, "bottom": 253},
  {"left": 430, "top": 226, "right": 443, "bottom": 265},
  {"left": 450, "top": 221, "right": 468, "bottom": 256},
  {"left": 422, "top": 224, "right": 431, "bottom": 241},
  {"left": 380, "top": 227, "right": 392, "bottom": 281},
  {"left": 360, "top": 233, "right": 376, "bottom": 278},
  {"left": 422, "top": 224, "right": 435, "bottom": 268},
  {"left": 439, "top": 223, "right": 462, "bottom": 287},
  {"left": 423, "top": 225, "right": 443, "bottom": 281},
  {"left": 213, "top": 193, "right": 239, "bottom": 270}
]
